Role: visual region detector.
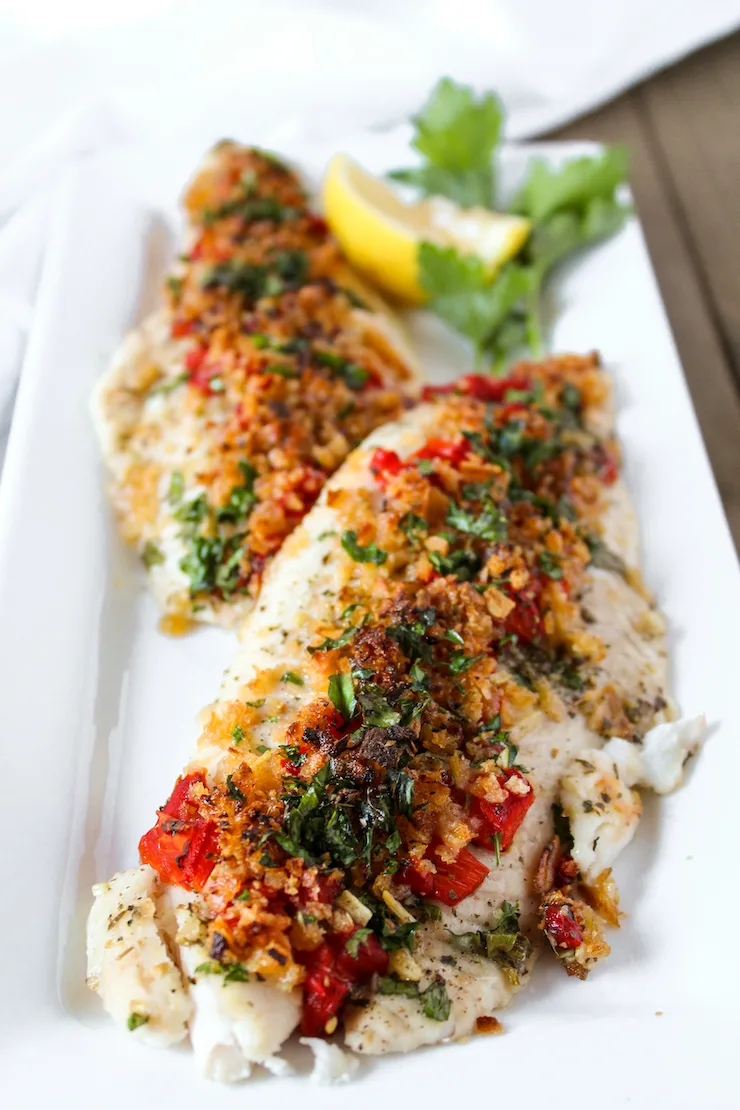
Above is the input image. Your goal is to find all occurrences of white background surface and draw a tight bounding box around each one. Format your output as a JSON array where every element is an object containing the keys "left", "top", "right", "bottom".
[
  {"left": 0, "top": 0, "right": 739, "bottom": 476},
  {"left": 0, "top": 129, "right": 737, "bottom": 1107}
]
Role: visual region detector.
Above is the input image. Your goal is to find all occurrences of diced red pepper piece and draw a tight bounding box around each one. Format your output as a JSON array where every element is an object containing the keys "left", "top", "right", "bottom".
[
  {"left": 405, "top": 845, "right": 490, "bottom": 907},
  {"left": 186, "top": 347, "right": 223, "bottom": 395},
  {"left": 160, "top": 772, "right": 206, "bottom": 820},
  {"left": 334, "top": 931, "right": 389, "bottom": 980},
  {"left": 599, "top": 451, "right": 619, "bottom": 485},
  {"left": 138, "top": 772, "right": 218, "bottom": 892},
  {"left": 413, "top": 438, "right": 471, "bottom": 467},
  {"left": 298, "top": 929, "right": 389, "bottom": 1036},
  {"left": 171, "top": 318, "right": 194, "bottom": 338},
  {"left": 421, "top": 373, "right": 532, "bottom": 404},
  {"left": 369, "top": 447, "right": 404, "bottom": 487},
  {"left": 298, "top": 869, "right": 343, "bottom": 907},
  {"left": 301, "top": 966, "right": 351, "bottom": 1036},
  {"left": 471, "top": 769, "right": 535, "bottom": 852},
  {"left": 543, "top": 902, "right": 583, "bottom": 950},
  {"left": 502, "top": 577, "right": 543, "bottom": 643}
]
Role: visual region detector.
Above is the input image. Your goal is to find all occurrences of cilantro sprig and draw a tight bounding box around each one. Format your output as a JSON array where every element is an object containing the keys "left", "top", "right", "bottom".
[
  {"left": 390, "top": 78, "right": 503, "bottom": 208},
  {"left": 394, "top": 78, "right": 630, "bottom": 371}
]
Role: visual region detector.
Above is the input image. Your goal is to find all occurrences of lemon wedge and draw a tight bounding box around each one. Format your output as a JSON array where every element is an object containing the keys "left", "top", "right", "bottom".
[{"left": 322, "top": 154, "right": 531, "bottom": 305}]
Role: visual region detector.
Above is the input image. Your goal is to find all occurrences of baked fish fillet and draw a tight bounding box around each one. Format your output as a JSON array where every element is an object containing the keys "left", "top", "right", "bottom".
[
  {"left": 92, "top": 142, "right": 418, "bottom": 629},
  {"left": 87, "top": 355, "right": 705, "bottom": 1079}
]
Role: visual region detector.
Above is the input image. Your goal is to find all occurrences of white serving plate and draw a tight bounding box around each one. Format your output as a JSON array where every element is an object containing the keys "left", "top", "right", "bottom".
[{"left": 0, "top": 127, "right": 738, "bottom": 1110}]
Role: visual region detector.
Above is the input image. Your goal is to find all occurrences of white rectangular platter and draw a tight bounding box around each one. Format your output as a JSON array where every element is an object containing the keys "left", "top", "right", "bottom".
[{"left": 0, "top": 127, "right": 738, "bottom": 1110}]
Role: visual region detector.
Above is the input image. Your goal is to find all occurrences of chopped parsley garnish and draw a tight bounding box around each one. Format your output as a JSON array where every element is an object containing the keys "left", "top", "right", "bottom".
[
  {"left": 142, "top": 541, "right": 164, "bottom": 568},
  {"left": 538, "top": 549, "right": 563, "bottom": 580},
  {"left": 194, "top": 960, "right": 250, "bottom": 984},
  {"left": 231, "top": 725, "right": 245, "bottom": 744},
  {"left": 167, "top": 471, "right": 184, "bottom": 505},
  {"left": 427, "top": 547, "right": 481, "bottom": 581},
  {"left": 345, "top": 928, "right": 373, "bottom": 957},
  {"left": 448, "top": 649, "right": 486, "bottom": 675},
  {"left": 328, "top": 672, "right": 356, "bottom": 721},
  {"left": 377, "top": 974, "right": 451, "bottom": 1021},
  {"left": 308, "top": 625, "right": 356, "bottom": 654},
  {"left": 386, "top": 607, "right": 436, "bottom": 662},
  {"left": 447, "top": 900, "right": 532, "bottom": 985},
  {"left": 399, "top": 512, "right": 429, "bottom": 540},
  {"left": 127, "top": 1012, "right": 149, "bottom": 1031},
  {"left": 280, "top": 744, "right": 307, "bottom": 767},
  {"left": 226, "top": 774, "right": 246, "bottom": 802},
  {"left": 446, "top": 498, "right": 507, "bottom": 542},
  {"left": 281, "top": 671, "right": 304, "bottom": 686},
  {"left": 341, "top": 529, "right": 388, "bottom": 565},
  {"left": 273, "top": 756, "right": 412, "bottom": 870},
  {"left": 315, "top": 350, "right": 369, "bottom": 390},
  {"left": 216, "top": 461, "right": 257, "bottom": 524},
  {"left": 263, "top": 363, "right": 299, "bottom": 379}
]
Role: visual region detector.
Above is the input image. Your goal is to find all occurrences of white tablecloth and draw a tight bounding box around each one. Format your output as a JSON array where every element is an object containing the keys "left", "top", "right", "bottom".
[{"left": 0, "top": 0, "right": 738, "bottom": 472}]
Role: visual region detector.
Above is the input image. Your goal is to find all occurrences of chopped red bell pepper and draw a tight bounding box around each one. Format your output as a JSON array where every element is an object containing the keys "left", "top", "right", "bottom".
[
  {"left": 298, "top": 929, "right": 389, "bottom": 1036},
  {"left": 412, "top": 438, "right": 470, "bottom": 467},
  {"left": 139, "top": 772, "right": 218, "bottom": 892},
  {"left": 421, "top": 373, "right": 532, "bottom": 404},
  {"left": 297, "top": 869, "right": 343, "bottom": 907},
  {"left": 301, "top": 965, "right": 352, "bottom": 1037},
  {"left": 543, "top": 902, "right": 583, "bottom": 950},
  {"left": 470, "top": 769, "right": 535, "bottom": 852},
  {"left": 171, "top": 318, "right": 194, "bottom": 338},
  {"left": 186, "top": 347, "right": 224, "bottom": 395},
  {"left": 502, "top": 577, "right": 543, "bottom": 643},
  {"left": 405, "top": 845, "right": 490, "bottom": 907},
  {"left": 598, "top": 450, "right": 619, "bottom": 485},
  {"left": 333, "top": 931, "right": 389, "bottom": 980},
  {"left": 369, "top": 447, "right": 404, "bottom": 487}
]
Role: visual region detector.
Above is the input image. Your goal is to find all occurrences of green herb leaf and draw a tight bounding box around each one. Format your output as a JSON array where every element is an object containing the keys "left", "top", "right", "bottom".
[
  {"left": 427, "top": 547, "right": 481, "bottom": 581},
  {"left": 142, "top": 541, "right": 164, "bottom": 568},
  {"left": 308, "top": 625, "right": 356, "bottom": 654},
  {"left": 226, "top": 774, "right": 245, "bottom": 802},
  {"left": 345, "top": 927, "right": 373, "bottom": 957},
  {"left": 448, "top": 650, "right": 486, "bottom": 675},
  {"left": 386, "top": 607, "right": 436, "bottom": 662},
  {"left": 127, "top": 1012, "right": 149, "bottom": 1031},
  {"left": 281, "top": 671, "right": 304, "bottom": 686},
  {"left": 231, "top": 724, "right": 245, "bottom": 744},
  {"left": 315, "top": 349, "right": 369, "bottom": 390},
  {"left": 538, "top": 550, "right": 563, "bottom": 580},
  {"left": 420, "top": 977, "right": 452, "bottom": 1021},
  {"left": 328, "top": 672, "right": 356, "bottom": 721},
  {"left": 399, "top": 512, "right": 429, "bottom": 540},
  {"left": 356, "top": 682, "right": 401, "bottom": 728},
  {"left": 216, "top": 460, "right": 257, "bottom": 524},
  {"left": 341, "top": 529, "right": 387, "bottom": 565},
  {"left": 512, "top": 146, "right": 629, "bottom": 223},
  {"left": 446, "top": 499, "right": 507, "bottom": 542},
  {"left": 418, "top": 244, "right": 534, "bottom": 355},
  {"left": 389, "top": 78, "right": 503, "bottom": 207},
  {"left": 410, "top": 660, "right": 429, "bottom": 693},
  {"left": 167, "top": 471, "right": 185, "bottom": 505}
]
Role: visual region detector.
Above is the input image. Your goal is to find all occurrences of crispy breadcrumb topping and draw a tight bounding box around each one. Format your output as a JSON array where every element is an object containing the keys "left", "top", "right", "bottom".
[
  {"left": 140, "top": 355, "right": 655, "bottom": 1032},
  {"left": 119, "top": 143, "right": 413, "bottom": 612}
]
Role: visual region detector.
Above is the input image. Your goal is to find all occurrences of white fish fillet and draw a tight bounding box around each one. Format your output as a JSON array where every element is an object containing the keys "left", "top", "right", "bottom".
[{"left": 87, "top": 375, "right": 702, "bottom": 1075}]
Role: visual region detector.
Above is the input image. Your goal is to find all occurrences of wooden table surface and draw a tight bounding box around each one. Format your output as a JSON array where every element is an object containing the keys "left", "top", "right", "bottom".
[{"left": 550, "top": 30, "right": 740, "bottom": 551}]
